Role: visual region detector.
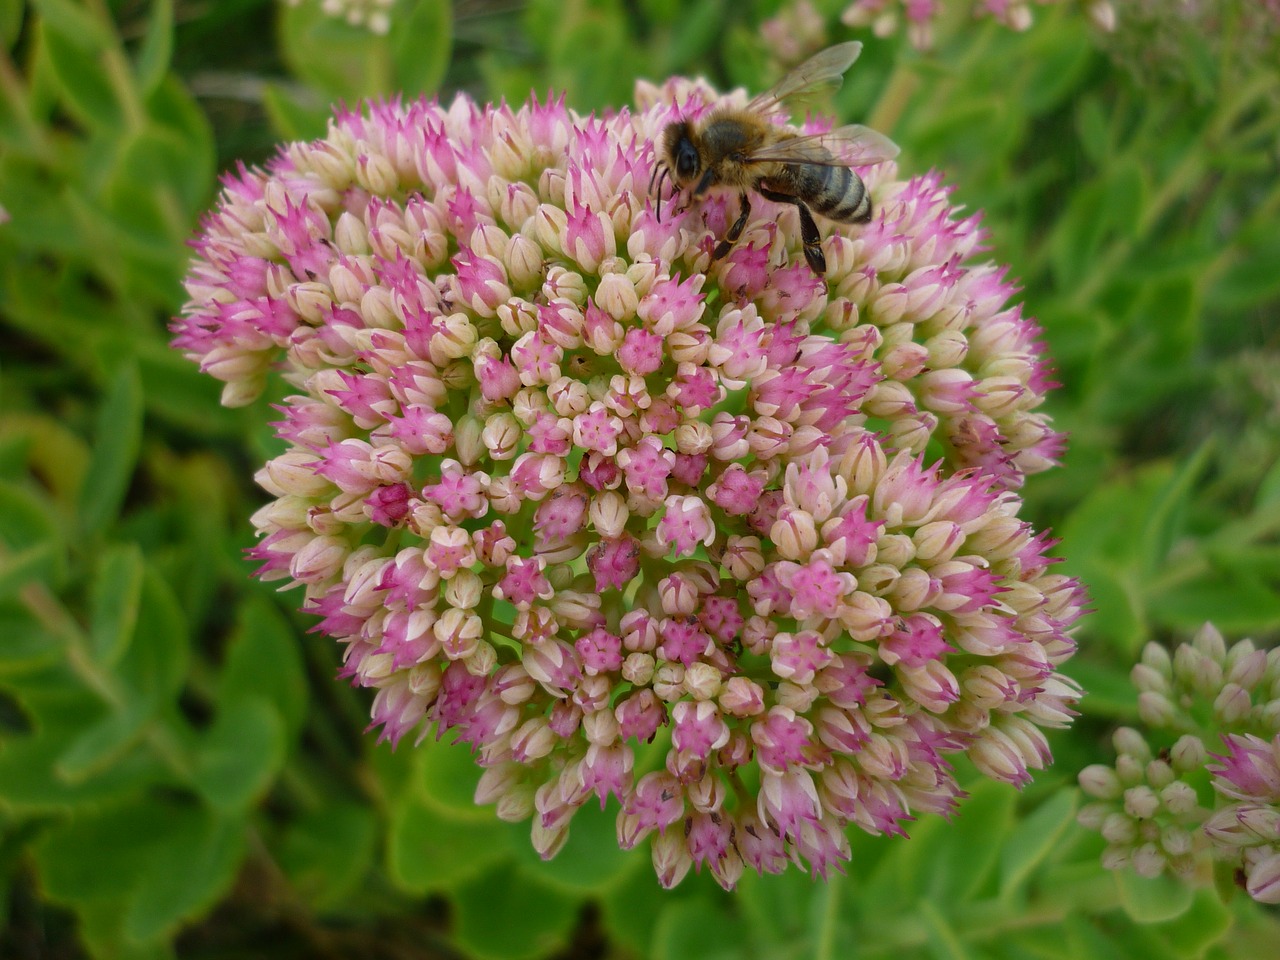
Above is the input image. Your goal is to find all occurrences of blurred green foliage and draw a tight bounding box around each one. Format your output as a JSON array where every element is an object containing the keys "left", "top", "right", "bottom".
[{"left": 1, "top": 0, "right": 1278, "bottom": 957}]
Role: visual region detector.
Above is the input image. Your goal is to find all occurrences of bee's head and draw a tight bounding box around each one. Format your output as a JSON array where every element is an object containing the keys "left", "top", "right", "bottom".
[
  {"left": 662, "top": 121, "right": 702, "bottom": 186},
  {"left": 650, "top": 120, "right": 703, "bottom": 224}
]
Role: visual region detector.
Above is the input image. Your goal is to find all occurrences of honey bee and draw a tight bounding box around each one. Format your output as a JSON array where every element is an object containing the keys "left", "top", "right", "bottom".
[{"left": 650, "top": 42, "right": 899, "bottom": 275}]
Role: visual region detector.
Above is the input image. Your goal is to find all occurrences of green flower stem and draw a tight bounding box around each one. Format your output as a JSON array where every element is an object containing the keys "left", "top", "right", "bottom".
[
  {"left": 865, "top": 63, "right": 922, "bottom": 140},
  {"left": 866, "top": 20, "right": 1000, "bottom": 139},
  {"left": 813, "top": 867, "right": 844, "bottom": 960},
  {"left": 727, "top": 768, "right": 752, "bottom": 808}
]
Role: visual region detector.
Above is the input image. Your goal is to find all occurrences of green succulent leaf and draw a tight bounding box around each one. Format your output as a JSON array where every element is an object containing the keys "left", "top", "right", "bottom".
[
  {"left": 38, "top": 20, "right": 123, "bottom": 132},
  {"left": 124, "top": 807, "right": 246, "bottom": 942},
  {"left": 89, "top": 542, "right": 144, "bottom": 665},
  {"left": 193, "top": 694, "right": 287, "bottom": 814},
  {"left": 133, "top": 0, "right": 173, "bottom": 96},
  {"left": 652, "top": 896, "right": 752, "bottom": 960},
  {"left": 508, "top": 798, "right": 639, "bottom": 893},
  {"left": 54, "top": 700, "right": 152, "bottom": 783},
  {"left": 391, "top": 0, "right": 453, "bottom": 96},
  {"left": 387, "top": 793, "right": 514, "bottom": 893},
  {"left": 277, "top": 800, "right": 378, "bottom": 911},
  {"left": 218, "top": 595, "right": 309, "bottom": 742},
  {"left": 452, "top": 860, "right": 579, "bottom": 960},
  {"left": 0, "top": 480, "right": 65, "bottom": 595},
  {"left": 78, "top": 363, "right": 144, "bottom": 537},
  {"left": 115, "top": 563, "right": 189, "bottom": 710},
  {"left": 1115, "top": 871, "right": 1194, "bottom": 924}
]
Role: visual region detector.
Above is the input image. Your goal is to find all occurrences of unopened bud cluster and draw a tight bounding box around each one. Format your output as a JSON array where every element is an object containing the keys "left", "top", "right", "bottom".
[
  {"left": 173, "top": 77, "right": 1082, "bottom": 887},
  {"left": 1078, "top": 623, "right": 1280, "bottom": 902}
]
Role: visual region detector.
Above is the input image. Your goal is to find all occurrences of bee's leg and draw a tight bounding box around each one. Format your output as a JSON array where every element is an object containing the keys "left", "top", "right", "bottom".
[
  {"left": 760, "top": 188, "right": 825, "bottom": 274},
  {"left": 714, "top": 193, "right": 752, "bottom": 260}
]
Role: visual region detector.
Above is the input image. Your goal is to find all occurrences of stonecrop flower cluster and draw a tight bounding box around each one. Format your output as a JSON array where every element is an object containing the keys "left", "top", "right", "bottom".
[
  {"left": 283, "top": 0, "right": 392, "bottom": 35},
  {"left": 172, "top": 73, "right": 1084, "bottom": 887},
  {"left": 840, "top": 0, "right": 1115, "bottom": 49},
  {"left": 1078, "top": 624, "right": 1280, "bottom": 903}
]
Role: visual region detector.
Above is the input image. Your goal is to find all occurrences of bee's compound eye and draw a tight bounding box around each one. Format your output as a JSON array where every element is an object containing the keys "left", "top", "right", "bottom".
[{"left": 675, "top": 140, "right": 699, "bottom": 180}]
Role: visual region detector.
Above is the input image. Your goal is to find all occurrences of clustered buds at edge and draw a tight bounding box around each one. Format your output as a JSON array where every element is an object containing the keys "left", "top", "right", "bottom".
[{"left": 1078, "top": 623, "right": 1280, "bottom": 902}]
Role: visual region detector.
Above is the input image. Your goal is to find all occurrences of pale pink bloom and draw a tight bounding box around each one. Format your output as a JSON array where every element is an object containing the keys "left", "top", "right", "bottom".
[{"left": 174, "top": 79, "right": 1081, "bottom": 888}]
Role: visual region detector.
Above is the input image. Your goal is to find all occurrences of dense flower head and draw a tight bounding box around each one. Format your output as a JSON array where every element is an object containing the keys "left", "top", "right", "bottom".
[
  {"left": 1078, "top": 624, "right": 1280, "bottom": 902},
  {"left": 173, "top": 76, "right": 1083, "bottom": 887}
]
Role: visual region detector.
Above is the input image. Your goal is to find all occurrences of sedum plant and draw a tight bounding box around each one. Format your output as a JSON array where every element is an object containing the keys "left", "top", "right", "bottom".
[
  {"left": 1079, "top": 623, "right": 1280, "bottom": 902},
  {"left": 171, "top": 72, "right": 1084, "bottom": 887},
  {"left": 4, "top": 0, "right": 1278, "bottom": 955}
]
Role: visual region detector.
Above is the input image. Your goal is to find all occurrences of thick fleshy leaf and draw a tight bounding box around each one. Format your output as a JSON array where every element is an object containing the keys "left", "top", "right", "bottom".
[
  {"left": 417, "top": 734, "right": 490, "bottom": 818},
  {"left": 599, "top": 860, "right": 678, "bottom": 958},
  {"left": 55, "top": 701, "right": 152, "bottom": 783},
  {"left": 89, "top": 543, "right": 144, "bottom": 665},
  {"left": 1115, "top": 870, "right": 1194, "bottom": 924},
  {"left": 0, "top": 601, "right": 62, "bottom": 673},
  {"left": 0, "top": 480, "right": 65, "bottom": 595},
  {"left": 652, "top": 895, "right": 752, "bottom": 960},
  {"left": 277, "top": 800, "right": 378, "bottom": 911},
  {"left": 919, "top": 900, "right": 972, "bottom": 960},
  {"left": 30, "top": 0, "right": 112, "bottom": 51},
  {"left": 391, "top": 0, "right": 452, "bottom": 96},
  {"left": 36, "top": 800, "right": 159, "bottom": 903},
  {"left": 1049, "top": 160, "right": 1147, "bottom": 288},
  {"left": 124, "top": 808, "right": 246, "bottom": 942},
  {"left": 0, "top": 693, "right": 163, "bottom": 810},
  {"left": 452, "top": 862, "right": 579, "bottom": 960},
  {"left": 0, "top": 0, "right": 22, "bottom": 47},
  {"left": 1146, "top": 889, "right": 1232, "bottom": 958},
  {"left": 905, "top": 779, "right": 1017, "bottom": 905},
  {"left": 1149, "top": 568, "right": 1280, "bottom": 634},
  {"left": 78, "top": 364, "right": 144, "bottom": 537},
  {"left": 508, "top": 798, "right": 638, "bottom": 893},
  {"left": 133, "top": 0, "right": 172, "bottom": 95},
  {"left": 277, "top": 3, "right": 388, "bottom": 102},
  {"left": 1065, "top": 658, "right": 1139, "bottom": 720},
  {"left": 192, "top": 695, "right": 286, "bottom": 814},
  {"left": 143, "top": 76, "right": 215, "bottom": 217},
  {"left": 735, "top": 863, "right": 815, "bottom": 949},
  {"left": 39, "top": 20, "right": 122, "bottom": 131},
  {"left": 135, "top": 340, "right": 237, "bottom": 434},
  {"left": 387, "top": 794, "right": 514, "bottom": 893},
  {"left": 115, "top": 564, "right": 189, "bottom": 710},
  {"left": 261, "top": 81, "right": 331, "bottom": 142},
  {"left": 218, "top": 595, "right": 309, "bottom": 742}
]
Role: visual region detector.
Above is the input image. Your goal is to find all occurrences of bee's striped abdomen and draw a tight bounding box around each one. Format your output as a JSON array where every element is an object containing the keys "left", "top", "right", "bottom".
[{"left": 801, "top": 164, "right": 871, "bottom": 223}]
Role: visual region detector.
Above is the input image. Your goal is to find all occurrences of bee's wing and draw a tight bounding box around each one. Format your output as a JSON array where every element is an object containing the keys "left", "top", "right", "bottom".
[
  {"left": 743, "top": 124, "right": 901, "bottom": 166},
  {"left": 746, "top": 42, "right": 864, "bottom": 116}
]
